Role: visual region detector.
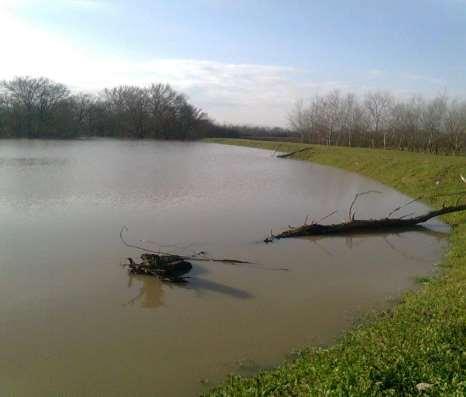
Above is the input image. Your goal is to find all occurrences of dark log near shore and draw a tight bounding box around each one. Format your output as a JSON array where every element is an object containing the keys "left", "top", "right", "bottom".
[
  {"left": 126, "top": 253, "right": 192, "bottom": 282},
  {"left": 120, "top": 226, "right": 254, "bottom": 265},
  {"left": 120, "top": 227, "right": 288, "bottom": 282},
  {"left": 277, "top": 147, "right": 313, "bottom": 158},
  {"left": 270, "top": 204, "right": 466, "bottom": 240}
]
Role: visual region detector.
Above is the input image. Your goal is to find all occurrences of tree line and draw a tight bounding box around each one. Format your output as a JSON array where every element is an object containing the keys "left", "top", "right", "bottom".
[
  {"left": 289, "top": 90, "right": 466, "bottom": 154},
  {"left": 208, "top": 124, "right": 294, "bottom": 141},
  {"left": 0, "top": 76, "right": 219, "bottom": 140},
  {"left": 3, "top": 77, "right": 464, "bottom": 154},
  {"left": 0, "top": 76, "right": 289, "bottom": 140}
]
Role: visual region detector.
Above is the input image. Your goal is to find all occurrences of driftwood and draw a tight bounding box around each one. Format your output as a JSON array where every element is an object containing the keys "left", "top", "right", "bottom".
[
  {"left": 120, "top": 227, "right": 289, "bottom": 281},
  {"left": 277, "top": 147, "right": 313, "bottom": 158},
  {"left": 120, "top": 226, "right": 254, "bottom": 265},
  {"left": 125, "top": 253, "right": 192, "bottom": 283},
  {"left": 269, "top": 204, "right": 466, "bottom": 240}
]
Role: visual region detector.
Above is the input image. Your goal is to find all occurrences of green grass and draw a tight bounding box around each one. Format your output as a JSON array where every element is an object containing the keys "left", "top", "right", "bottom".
[{"left": 204, "top": 139, "right": 466, "bottom": 396}]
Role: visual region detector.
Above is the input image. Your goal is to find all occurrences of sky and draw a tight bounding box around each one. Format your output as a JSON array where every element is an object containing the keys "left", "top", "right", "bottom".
[{"left": 0, "top": 0, "right": 466, "bottom": 126}]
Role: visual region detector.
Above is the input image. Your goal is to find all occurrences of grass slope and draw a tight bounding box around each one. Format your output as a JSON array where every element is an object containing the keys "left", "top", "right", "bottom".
[{"left": 205, "top": 139, "right": 466, "bottom": 396}]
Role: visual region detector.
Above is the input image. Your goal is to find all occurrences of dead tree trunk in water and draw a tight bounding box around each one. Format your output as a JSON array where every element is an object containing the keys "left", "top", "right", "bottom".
[{"left": 270, "top": 204, "right": 466, "bottom": 240}]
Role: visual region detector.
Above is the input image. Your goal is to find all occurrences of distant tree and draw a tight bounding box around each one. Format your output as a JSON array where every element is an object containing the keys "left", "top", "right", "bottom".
[
  {"left": 444, "top": 100, "right": 466, "bottom": 154},
  {"left": 289, "top": 100, "right": 310, "bottom": 142},
  {"left": 322, "top": 90, "right": 342, "bottom": 145},
  {"left": 340, "top": 93, "right": 367, "bottom": 147},
  {"left": 1, "top": 77, "right": 70, "bottom": 137},
  {"left": 70, "top": 93, "right": 95, "bottom": 136},
  {"left": 364, "top": 91, "right": 393, "bottom": 149},
  {"left": 422, "top": 94, "right": 448, "bottom": 151},
  {"left": 288, "top": 90, "right": 466, "bottom": 154},
  {"left": 1, "top": 75, "right": 465, "bottom": 154}
]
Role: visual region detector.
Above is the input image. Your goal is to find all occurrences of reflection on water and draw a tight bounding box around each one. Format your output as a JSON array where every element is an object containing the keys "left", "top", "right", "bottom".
[
  {"left": 126, "top": 226, "right": 448, "bottom": 311},
  {"left": 0, "top": 140, "right": 448, "bottom": 397},
  {"left": 377, "top": 227, "right": 447, "bottom": 263},
  {"left": 126, "top": 275, "right": 164, "bottom": 308},
  {"left": 306, "top": 226, "right": 448, "bottom": 262},
  {"left": 126, "top": 265, "right": 253, "bottom": 309}
]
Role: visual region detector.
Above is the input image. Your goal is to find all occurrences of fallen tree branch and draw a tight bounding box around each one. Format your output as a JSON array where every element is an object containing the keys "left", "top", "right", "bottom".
[
  {"left": 387, "top": 196, "right": 422, "bottom": 218},
  {"left": 316, "top": 210, "right": 338, "bottom": 224},
  {"left": 120, "top": 226, "right": 288, "bottom": 271},
  {"left": 120, "top": 226, "right": 253, "bottom": 264},
  {"left": 120, "top": 226, "right": 174, "bottom": 256},
  {"left": 277, "top": 147, "right": 313, "bottom": 158},
  {"left": 348, "top": 190, "right": 381, "bottom": 220},
  {"left": 270, "top": 204, "right": 466, "bottom": 240},
  {"left": 387, "top": 190, "right": 466, "bottom": 218},
  {"left": 125, "top": 254, "right": 192, "bottom": 282}
]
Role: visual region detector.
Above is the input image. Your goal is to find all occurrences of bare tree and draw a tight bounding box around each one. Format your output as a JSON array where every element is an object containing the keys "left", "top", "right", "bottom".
[
  {"left": 422, "top": 94, "right": 448, "bottom": 151},
  {"left": 444, "top": 100, "right": 466, "bottom": 153},
  {"left": 1, "top": 77, "right": 70, "bottom": 137},
  {"left": 288, "top": 89, "right": 466, "bottom": 154},
  {"left": 289, "top": 99, "right": 310, "bottom": 142},
  {"left": 322, "top": 90, "right": 342, "bottom": 146},
  {"left": 364, "top": 91, "right": 393, "bottom": 149}
]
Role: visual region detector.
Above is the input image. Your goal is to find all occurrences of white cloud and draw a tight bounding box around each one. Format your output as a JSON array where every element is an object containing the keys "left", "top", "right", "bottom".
[
  {"left": 368, "top": 69, "right": 384, "bottom": 79},
  {"left": 0, "top": 6, "right": 94, "bottom": 81},
  {"left": 114, "top": 60, "right": 353, "bottom": 126},
  {"left": 0, "top": 4, "right": 352, "bottom": 126}
]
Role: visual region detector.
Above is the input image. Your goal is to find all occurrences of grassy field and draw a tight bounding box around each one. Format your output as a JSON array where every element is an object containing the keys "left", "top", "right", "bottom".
[{"left": 204, "top": 139, "right": 466, "bottom": 396}]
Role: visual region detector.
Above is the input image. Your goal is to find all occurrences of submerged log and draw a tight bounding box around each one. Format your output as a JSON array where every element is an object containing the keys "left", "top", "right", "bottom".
[
  {"left": 126, "top": 253, "right": 192, "bottom": 282},
  {"left": 120, "top": 226, "right": 257, "bottom": 265},
  {"left": 271, "top": 204, "right": 466, "bottom": 240}
]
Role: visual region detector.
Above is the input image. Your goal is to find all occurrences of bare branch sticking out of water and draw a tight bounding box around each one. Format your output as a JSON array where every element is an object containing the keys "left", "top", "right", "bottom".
[
  {"left": 387, "top": 190, "right": 466, "bottom": 218},
  {"left": 120, "top": 226, "right": 288, "bottom": 271},
  {"left": 265, "top": 191, "right": 466, "bottom": 241},
  {"left": 316, "top": 210, "right": 338, "bottom": 224},
  {"left": 120, "top": 226, "right": 174, "bottom": 256},
  {"left": 271, "top": 204, "right": 466, "bottom": 240},
  {"left": 387, "top": 196, "right": 422, "bottom": 218},
  {"left": 348, "top": 190, "right": 382, "bottom": 221}
]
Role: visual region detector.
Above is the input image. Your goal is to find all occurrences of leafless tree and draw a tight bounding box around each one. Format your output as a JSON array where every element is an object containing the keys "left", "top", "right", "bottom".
[
  {"left": 289, "top": 89, "right": 466, "bottom": 154},
  {"left": 364, "top": 91, "right": 393, "bottom": 149},
  {"left": 289, "top": 99, "right": 310, "bottom": 142},
  {"left": 444, "top": 100, "right": 466, "bottom": 153},
  {"left": 422, "top": 94, "right": 448, "bottom": 151},
  {"left": 0, "top": 77, "right": 211, "bottom": 139}
]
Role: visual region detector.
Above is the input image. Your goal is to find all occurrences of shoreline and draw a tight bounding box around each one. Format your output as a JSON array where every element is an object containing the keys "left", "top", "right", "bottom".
[{"left": 204, "top": 138, "right": 466, "bottom": 396}]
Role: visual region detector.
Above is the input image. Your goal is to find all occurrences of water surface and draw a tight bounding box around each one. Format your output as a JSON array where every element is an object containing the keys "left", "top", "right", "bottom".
[{"left": 0, "top": 140, "right": 447, "bottom": 396}]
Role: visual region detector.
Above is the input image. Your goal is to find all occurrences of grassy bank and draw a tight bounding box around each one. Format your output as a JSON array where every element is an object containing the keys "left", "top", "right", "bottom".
[{"left": 205, "top": 139, "right": 466, "bottom": 396}]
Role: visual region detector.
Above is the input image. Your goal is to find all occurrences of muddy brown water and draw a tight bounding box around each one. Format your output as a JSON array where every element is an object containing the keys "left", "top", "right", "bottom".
[{"left": 0, "top": 140, "right": 447, "bottom": 396}]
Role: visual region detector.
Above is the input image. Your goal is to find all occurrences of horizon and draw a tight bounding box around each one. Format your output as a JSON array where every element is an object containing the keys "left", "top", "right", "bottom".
[{"left": 1, "top": 0, "right": 466, "bottom": 127}]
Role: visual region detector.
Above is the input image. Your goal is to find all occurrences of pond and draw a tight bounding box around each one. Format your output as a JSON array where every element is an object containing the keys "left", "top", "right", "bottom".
[{"left": 0, "top": 140, "right": 447, "bottom": 396}]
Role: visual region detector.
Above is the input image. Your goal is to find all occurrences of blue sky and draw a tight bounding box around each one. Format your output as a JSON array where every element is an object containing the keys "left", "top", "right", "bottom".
[{"left": 1, "top": 0, "right": 465, "bottom": 126}]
